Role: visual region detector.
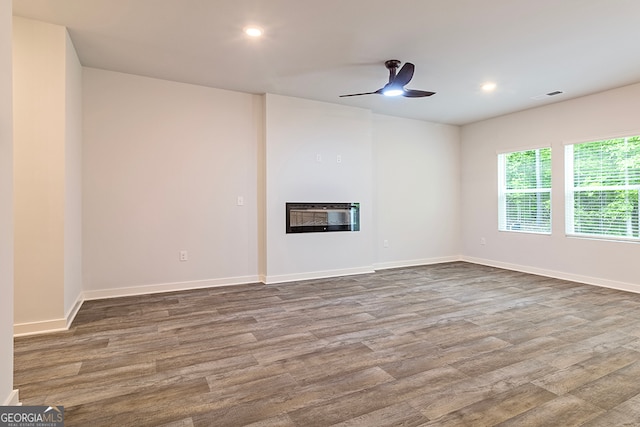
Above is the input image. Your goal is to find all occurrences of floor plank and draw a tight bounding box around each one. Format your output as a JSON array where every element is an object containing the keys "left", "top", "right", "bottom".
[{"left": 14, "top": 262, "right": 640, "bottom": 426}]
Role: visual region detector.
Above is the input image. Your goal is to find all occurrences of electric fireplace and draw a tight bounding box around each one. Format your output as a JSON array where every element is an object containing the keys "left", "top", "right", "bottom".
[{"left": 286, "top": 202, "right": 360, "bottom": 233}]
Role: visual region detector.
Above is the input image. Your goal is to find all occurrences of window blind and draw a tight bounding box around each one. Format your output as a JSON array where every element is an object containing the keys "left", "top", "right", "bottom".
[
  {"left": 498, "top": 148, "right": 551, "bottom": 233},
  {"left": 566, "top": 136, "right": 640, "bottom": 240}
]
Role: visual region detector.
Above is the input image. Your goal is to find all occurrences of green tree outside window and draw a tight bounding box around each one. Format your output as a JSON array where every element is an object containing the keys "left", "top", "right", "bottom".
[{"left": 498, "top": 148, "right": 552, "bottom": 233}]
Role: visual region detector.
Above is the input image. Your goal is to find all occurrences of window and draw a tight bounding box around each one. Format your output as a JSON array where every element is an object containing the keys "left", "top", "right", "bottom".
[
  {"left": 566, "top": 136, "right": 640, "bottom": 241},
  {"left": 498, "top": 148, "right": 551, "bottom": 233}
]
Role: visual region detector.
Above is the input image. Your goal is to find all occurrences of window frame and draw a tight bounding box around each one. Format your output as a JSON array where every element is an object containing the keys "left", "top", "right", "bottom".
[
  {"left": 564, "top": 133, "right": 640, "bottom": 243},
  {"left": 497, "top": 146, "right": 552, "bottom": 235}
]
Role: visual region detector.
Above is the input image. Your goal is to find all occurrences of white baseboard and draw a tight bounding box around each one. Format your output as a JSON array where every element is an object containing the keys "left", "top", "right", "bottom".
[
  {"left": 374, "top": 256, "right": 461, "bottom": 271},
  {"left": 2, "top": 390, "right": 20, "bottom": 406},
  {"left": 264, "top": 266, "right": 375, "bottom": 285},
  {"left": 16, "top": 258, "right": 635, "bottom": 336},
  {"left": 14, "top": 291, "right": 85, "bottom": 337},
  {"left": 83, "top": 275, "right": 262, "bottom": 301},
  {"left": 14, "top": 318, "right": 68, "bottom": 337},
  {"left": 462, "top": 256, "right": 640, "bottom": 295},
  {"left": 65, "top": 292, "right": 84, "bottom": 329},
  {"left": 14, "top": 276, "right": 260, "bottom": 336}
]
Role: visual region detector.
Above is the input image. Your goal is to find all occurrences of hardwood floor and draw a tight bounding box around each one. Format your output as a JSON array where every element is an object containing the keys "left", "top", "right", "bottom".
[{"left": 14, "top": 262, "right": 640, "bottom": 426}]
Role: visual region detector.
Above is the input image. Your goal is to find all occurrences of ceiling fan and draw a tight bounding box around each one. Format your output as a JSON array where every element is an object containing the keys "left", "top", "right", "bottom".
[{"left": 339, "top": 60, "right": 436, "bottom": 98}]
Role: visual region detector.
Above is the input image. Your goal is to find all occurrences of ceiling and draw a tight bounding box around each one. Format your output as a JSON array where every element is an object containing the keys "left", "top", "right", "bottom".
[{"left": 12, "top": 0, "right": 640, "bottom": 125}]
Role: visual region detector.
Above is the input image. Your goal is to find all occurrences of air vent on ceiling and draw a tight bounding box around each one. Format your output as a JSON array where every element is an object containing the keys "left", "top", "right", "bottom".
[{"left": 531, "top": 90, "right": 565, "bottom": 100}]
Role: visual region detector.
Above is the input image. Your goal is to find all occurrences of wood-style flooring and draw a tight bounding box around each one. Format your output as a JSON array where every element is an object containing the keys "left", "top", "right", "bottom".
[{"left": 14, "top": 262, "right": 640, "bottom": 426}]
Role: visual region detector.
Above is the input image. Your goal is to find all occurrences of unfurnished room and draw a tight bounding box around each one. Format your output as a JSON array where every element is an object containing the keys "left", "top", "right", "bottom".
[{"left": 2, "top": 1, "right": 640, "bottom": 426}]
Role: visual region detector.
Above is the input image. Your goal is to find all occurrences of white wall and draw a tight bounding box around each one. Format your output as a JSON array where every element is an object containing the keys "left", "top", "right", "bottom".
[
  {"left": 263, "top": 94, "right": 374, "bottom": 282},
  {"left": 13, "top": 17, "right": 68, "bottom": 329},
  {"left": 64, "top": 31, "right": 83, "bottom": 321},
  {"left": 83, "top": 78, "right": 462, "bottom": 290},
  {"left": 0, "top": 0, "right": 16, "bottom": 406},
  {"left": 82, "top": 68, "right": 260, "bottom": 297},
  {"left": 461, "top": 82, "right": 640, "bottom": 291},
  {"left": 373, "top": 114, "right": 461, "bottom": 269}
]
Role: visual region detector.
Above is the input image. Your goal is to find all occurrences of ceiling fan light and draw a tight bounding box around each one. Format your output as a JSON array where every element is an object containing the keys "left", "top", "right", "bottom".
[{"left": 382, "top": 88, "right": 404, "bottom": 97}]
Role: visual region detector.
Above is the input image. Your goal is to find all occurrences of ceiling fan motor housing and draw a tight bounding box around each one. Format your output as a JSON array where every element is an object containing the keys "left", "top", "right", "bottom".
[{"left": 385, "top": 59, "right": 401, "bottom": 69}]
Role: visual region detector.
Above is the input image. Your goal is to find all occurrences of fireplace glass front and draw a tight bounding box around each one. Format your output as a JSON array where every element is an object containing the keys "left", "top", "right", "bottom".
[{"left": 286, "top": 202, "right": 360, "bottom": 233}]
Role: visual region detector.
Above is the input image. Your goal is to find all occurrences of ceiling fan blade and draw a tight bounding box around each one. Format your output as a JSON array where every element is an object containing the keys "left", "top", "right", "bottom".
[
  {"left": 393, "top": 62, "right": 415, "bottom": 87},
  {"left": 339, "top": 61, "right": 435, "bottom": 99},
  {"left": 339, "top": 89, "right": 382, "bottom": 97},
  {"left": 402, "top": 89, "right": 436, "bottom": 98}
]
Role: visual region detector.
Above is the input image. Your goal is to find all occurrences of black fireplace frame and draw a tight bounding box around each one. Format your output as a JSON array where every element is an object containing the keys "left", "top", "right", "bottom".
[{"left": 286, "top": 202, "right": 360, "bottom": 233}]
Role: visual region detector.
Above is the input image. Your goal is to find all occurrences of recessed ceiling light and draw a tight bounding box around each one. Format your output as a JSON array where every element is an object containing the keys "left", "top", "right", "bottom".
[
  {"left": 482, "top": 82, "right": 497, "bottom": 92},
  {"left": 244, "top": 26, "right": 263, "bottom": 38}
]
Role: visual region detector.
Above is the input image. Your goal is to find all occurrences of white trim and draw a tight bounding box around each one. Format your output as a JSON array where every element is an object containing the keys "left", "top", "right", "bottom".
[
  {"left": 562, "top": 129, "right": 640, "bottom": 146},
  {"left": 65, "top": 292, "right": 84, "bottom": 329},
  {"left": 462, "top": 256, "right": 640, "bottom": 295},
  {"left": 14, "top": 318, "right": 68, "bottom": 337},
  {"left": 497, "top": 229, "right": 552, "bottom": 236},
  {"left": 572, "top": 184, "right": 640, "bottom": 192},
  {"left": 564, "top": 136, "right": 640, "bottom": 240},
  {"left": 496, "top": 143, "right": 551, "bottom": 155},
  {"left": 498, "top": 147, "right": 552, "bottom": 234},
  {"left": 2, "top": 390, "right": 20, "bottom": 406},
  {"left": 374, "top": 256, "right": 461, "bottom": 271},
  {"left": 14, "top": 292, "right": 85, "bottom": 337},
  {"left": 502, "top": 187, "right": 552, "bottom": 194},
  {"left": 15, "top": 276, "right": 260, "bottom": 335},
  {"left": 264, "top": 266, "right": 374, "bottom": 285},
  {"left": 12, "top": 260, "right": 640, "bottom": 337},
  {"left": 565, "top": 233, "right": 640, "bottom": 245},
  {"left": 498, "top": 152, "right": 506, "bottom": 230},
  {"left": 564, "top": 143, "right": 575, "bottom": 234},
  {"left": 83, "top": 275, "right": 261, "bottom": 301}
]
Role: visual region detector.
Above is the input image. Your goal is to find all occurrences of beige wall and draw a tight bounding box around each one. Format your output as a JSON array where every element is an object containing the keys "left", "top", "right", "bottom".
[
  {"left": 82, "top": 68, "right": 261, "bottom": 297},
  {"left": 263, "top": 94, "right": 375, "bottom": 282},
  {"left": 461, "top": 82, "right": 640, "bottom": 292},
  {"left": 373, "top": 114, "right": 461, "bottom": 268},
  {"left": 13, "top": 17, "right": 82, "bottom": 333},
  {"left": 82, "top": 73, "right": 464, "bottom": 293},
  {"left": 64, "top": 31, "right": 83, "bottom": 317},
  {"left": 0, "top": 0, "right": 15, "bottom": 406}
]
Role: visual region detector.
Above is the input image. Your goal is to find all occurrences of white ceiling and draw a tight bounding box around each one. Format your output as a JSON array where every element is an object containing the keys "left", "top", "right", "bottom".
[{"left": 12, "top": 0, "right": 640, "bottom": 125}]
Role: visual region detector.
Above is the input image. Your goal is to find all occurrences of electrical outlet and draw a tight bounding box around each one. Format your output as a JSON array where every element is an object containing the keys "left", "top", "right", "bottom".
[
  {"left": 337, "top": 154, "right": 342, "bottom": 163},
  {"left": 383, "top": 239, "right": 389, "bottom": 248},
  {"left": 237, "top": 196, "right": 244, "bottom": 206},
  {"left": 480, "top": 237, "right": 486, "bottom": 245},
  {"left": 179, "top": 250, "right": 188, "bottom": 261}
]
